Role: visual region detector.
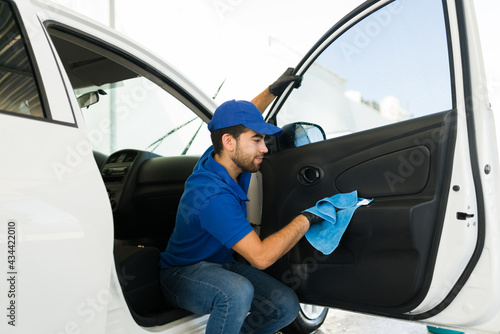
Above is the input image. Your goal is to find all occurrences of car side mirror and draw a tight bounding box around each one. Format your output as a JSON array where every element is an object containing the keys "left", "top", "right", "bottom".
[
  {"left": 77, "top": 89, "right": 107, "bottom": 109},
  {"left": 279, "top": 122, "right": 326, "bottom": 151}
]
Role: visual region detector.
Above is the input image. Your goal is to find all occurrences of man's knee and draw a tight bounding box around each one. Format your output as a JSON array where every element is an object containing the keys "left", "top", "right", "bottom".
[
  {"left": 215, "top": 276, "right": 254, "bottom": 311},
  {"left": 233, "top": 277, "right": 254, "bottom": 306}
]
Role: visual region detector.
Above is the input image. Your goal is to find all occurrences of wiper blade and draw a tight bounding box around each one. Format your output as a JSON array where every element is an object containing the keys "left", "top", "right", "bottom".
[
  {"left": 181, "top": 120, "right": 204, "bottom": 155},
  {"left": 146, "top": 117, "right": 198, "bottom": 152},
  {"left": 212, "top": 78, "right": 226, "bottom": 99}
]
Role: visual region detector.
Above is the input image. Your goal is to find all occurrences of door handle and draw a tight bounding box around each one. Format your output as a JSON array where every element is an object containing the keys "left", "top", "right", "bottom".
[
  {"left": 456, "top": 212, "right": 474, "bottom": 220},
  {"left": 299, "top": 166, "right": 323, "bottom": 185}
]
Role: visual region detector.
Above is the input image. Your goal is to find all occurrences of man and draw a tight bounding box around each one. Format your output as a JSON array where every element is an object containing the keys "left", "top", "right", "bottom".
[{"left": 159, "top": 69, "right": 321, "bottom": 333}]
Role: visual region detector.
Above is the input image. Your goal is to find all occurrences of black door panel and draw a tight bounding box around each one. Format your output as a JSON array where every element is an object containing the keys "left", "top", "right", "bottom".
[
  {"left": 260, "top": 111, "right": 455, "bottom": 314},
  {"left": 335, "top": 146, "right": 431, "bottom": 197}
]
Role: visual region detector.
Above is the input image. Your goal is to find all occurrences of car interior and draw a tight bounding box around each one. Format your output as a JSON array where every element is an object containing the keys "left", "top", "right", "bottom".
[
  {"left": 46, "top": 26, "right": 327, "bottom": 327},
  {"left": 47, "top": 26, "right": 202, "bottom": 326}
]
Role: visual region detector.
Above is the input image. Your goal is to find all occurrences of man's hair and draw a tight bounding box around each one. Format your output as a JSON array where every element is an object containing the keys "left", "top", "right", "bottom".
[{"left": 211, "top": 124, "right": 248, "bottom": 155}]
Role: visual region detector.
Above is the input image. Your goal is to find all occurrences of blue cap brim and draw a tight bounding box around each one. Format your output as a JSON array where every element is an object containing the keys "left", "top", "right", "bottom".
[{"left": 244, "top": 122, "right": 283, "bottom": 136}]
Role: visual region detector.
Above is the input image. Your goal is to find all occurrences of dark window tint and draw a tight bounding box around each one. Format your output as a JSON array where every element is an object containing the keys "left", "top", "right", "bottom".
[{"left": 0, "top": 2, "right": 44, "bottom": 118}]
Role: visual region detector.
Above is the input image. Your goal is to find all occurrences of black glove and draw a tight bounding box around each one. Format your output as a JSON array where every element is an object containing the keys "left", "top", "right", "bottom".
[
  {"left": 301, "top": 211, "right": 323, "bottom": 225},
  {"left": 269, "top": 67, "right": 302, "bottom": 97}
]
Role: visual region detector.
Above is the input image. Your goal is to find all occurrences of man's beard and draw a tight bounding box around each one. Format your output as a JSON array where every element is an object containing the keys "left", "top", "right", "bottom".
[{"left": 232, "top": 144, "right": 263, "bottom": 173}]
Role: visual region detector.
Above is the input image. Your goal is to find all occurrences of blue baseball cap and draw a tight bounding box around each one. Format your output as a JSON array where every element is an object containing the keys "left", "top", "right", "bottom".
[{"left": 208, "top": 100, "right": 283, "bottom": 136}]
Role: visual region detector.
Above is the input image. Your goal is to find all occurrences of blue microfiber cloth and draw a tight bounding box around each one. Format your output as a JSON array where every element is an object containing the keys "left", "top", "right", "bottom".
[{"left": 303, "top": 190, "right": 372, "bottom": 255}]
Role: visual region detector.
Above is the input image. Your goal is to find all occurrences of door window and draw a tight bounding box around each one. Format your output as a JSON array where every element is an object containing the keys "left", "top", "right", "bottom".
[
  {"left": 0, "top": 2, "right": 45, "bottom": 119},
  {"left": 277, "top": 0, "right": 452, "bottom": 140}
]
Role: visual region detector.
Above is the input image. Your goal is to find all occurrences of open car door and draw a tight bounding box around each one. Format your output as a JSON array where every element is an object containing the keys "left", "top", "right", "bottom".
[{"left": 259, "top": 0, "right": 500, "bottom": 332}]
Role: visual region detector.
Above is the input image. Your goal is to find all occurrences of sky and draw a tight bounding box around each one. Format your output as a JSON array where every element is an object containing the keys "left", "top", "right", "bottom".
[{"left": 50, "top": 0, "right": 500, "bottom": 146}]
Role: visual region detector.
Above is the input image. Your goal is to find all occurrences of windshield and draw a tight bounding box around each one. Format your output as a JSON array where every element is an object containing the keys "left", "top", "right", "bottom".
[{"left": 78, "top": 76, "right": 211, "bottom": 156}]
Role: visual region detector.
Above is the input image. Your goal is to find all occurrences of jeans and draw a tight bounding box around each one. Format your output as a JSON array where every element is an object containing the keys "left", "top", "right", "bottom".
[{"left": 160, "top": 261, "right": 300, "bottom": 334}]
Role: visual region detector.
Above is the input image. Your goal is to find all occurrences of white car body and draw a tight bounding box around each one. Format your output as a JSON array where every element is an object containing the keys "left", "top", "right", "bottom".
[{"left": 0, "top": 0, "right": 498, "bottom": 333}]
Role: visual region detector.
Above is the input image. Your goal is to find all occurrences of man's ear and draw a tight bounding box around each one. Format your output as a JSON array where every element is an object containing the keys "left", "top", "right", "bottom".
[{"left": 221, "top": 133, "right": 236, "bottom": 153}]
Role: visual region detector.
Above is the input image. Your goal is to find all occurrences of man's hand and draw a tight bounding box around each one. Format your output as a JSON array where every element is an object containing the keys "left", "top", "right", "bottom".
[
  {"left": 301, "top": 211, "right": 324, "bottom": 225},
  {"left": 269, "top": 67, "right": 302, "bottom": 97},
  {"left": 251, "top": 67, "right": 302, "bottom": 112}
]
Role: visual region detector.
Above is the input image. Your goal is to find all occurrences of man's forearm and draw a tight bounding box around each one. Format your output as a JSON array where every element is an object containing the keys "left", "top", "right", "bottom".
[
  {"left": 251, "top": 88, "right": 276, "bottom": 114},
  {"left": 232, "top": 214, "right": 311, "bottom": 270},
  {"left": 261, "top": 214, "right": 310, "bottom": 263}
]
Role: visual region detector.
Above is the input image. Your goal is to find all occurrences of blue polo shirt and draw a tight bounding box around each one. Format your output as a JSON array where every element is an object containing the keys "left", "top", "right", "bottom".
[{"left": 159, "top": 146, "right": 254, "bottom": 268}]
